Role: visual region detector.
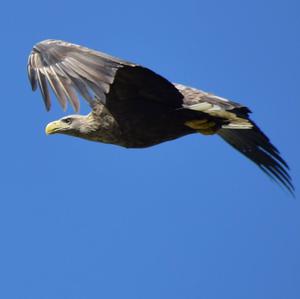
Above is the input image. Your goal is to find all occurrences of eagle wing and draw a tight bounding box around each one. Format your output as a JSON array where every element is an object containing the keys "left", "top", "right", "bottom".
[
  {"left": 175, "top": 84, "right": 294, "bottom": 194},
  {"left": 28, "top": 39, "right": 183, "bottom": 121}
]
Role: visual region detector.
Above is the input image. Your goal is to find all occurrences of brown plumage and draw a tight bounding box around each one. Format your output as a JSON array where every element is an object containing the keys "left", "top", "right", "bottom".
[{"left": 27, "top": 39, "right": 294, "bottom": 194}]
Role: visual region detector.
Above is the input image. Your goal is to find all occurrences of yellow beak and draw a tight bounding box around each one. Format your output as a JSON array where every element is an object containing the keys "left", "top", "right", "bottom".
[{"left": 45, "top": 121, "right": 62, "bottom": 135}]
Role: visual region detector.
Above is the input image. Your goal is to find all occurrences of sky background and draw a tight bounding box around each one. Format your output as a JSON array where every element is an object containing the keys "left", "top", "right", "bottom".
[{"left": 0, "top": 0, "right": 299, "bottom": 298}]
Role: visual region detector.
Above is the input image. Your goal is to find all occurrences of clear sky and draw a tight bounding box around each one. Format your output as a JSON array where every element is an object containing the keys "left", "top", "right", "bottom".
[{"left": 0, "top": 0, "right": 299, "bottom": 298}]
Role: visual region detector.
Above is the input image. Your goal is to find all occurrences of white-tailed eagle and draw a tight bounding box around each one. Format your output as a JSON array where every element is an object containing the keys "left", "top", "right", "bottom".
[{"left": 28, "top": 40, "right": 294, "bottom": 194}]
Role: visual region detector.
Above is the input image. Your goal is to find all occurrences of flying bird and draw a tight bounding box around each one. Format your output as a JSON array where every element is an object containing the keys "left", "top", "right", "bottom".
[{"left": 27, "top": 39, "right": 294, "bottom": 194}]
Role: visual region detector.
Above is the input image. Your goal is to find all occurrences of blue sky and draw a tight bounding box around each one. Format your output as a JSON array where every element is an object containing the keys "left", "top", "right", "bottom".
[{"left": 0, "top": 0, "right": 299, "bottom": 298}]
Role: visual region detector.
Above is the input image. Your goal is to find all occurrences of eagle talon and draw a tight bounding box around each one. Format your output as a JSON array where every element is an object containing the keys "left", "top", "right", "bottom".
[
  {"left": 185, "top": 120, "right": 216, "bottom": 130},
  {"left": 197, "top": 129, "right": 217, "bottom": 135}
]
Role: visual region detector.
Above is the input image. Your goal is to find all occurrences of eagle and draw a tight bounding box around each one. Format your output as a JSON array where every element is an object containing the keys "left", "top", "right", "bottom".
[{"left": 27, "top": 39, "right": 294, "bottom": 194}]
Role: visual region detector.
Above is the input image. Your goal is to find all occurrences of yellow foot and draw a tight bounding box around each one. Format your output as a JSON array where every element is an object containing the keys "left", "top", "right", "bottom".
[
  {"left": 197, "top": 128, "right": 217, "bottom": 135},
  {"left": 185, "top": 119, "right": 216, "bottom": 130},
  {"left": 185, "top": 119, "right": 218, "bottom": 135}
]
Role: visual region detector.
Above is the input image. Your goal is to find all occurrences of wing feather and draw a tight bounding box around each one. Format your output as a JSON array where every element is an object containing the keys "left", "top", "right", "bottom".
[
  {"left": 43, "top": 68, "right": 68, "bottom": 110},
  {"left": 36, "top": 69, "right": 51, "bottom": 111},
  {"left": 218, "top": 127, "right": 294, "bottom": 195},
  {"left": 176, "top": 83, "right": 294, "bottom": 194},
  {"left": 27, "top": 55, "right": 37, "bottom": 91},
  {"left": 27, "top": 39, "right": 130, "bottom": 111}
]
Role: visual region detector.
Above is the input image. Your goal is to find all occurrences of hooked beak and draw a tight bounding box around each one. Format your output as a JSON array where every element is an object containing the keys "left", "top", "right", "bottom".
[{"left": 45, "top": 121, "right": 62, "bottom": 135}]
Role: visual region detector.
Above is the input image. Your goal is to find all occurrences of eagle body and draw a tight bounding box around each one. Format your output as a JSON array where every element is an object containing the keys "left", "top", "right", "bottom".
[
  {"left": 64, "top": 100, "right": 207, "bottom": 148},
  {"left": 28, "top": 39, "right": 294, "bottom": 193}
]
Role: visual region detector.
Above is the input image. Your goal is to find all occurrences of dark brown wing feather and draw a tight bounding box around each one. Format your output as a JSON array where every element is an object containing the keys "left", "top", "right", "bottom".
[
  {"left": 176, "top": 84, "right": 294, "bottom": 194},
  {"left": 218, "top": 124, "right": 294, "bottom": 194},
  {"left": 27, "top": 39, "right": 182, "bottom": 114}
]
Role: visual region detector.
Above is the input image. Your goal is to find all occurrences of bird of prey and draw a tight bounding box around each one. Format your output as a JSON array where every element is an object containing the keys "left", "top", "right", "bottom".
[{"left": 28, "top": 39, "right": 294, "bottom": 194}]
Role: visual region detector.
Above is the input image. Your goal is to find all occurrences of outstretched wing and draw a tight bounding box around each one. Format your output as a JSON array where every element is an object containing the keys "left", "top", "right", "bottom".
[
  {"left": 28, "top": 40, "right": 126, "bottom": 111},
  {"left": 218, "top": 127, "right": 294, "bottom": 194},
  {"left": 27, "top": 39, "right": 183, "bottom": 119},
  {"left": 176, "top": 84, "right": 294, "bottom": 194}
]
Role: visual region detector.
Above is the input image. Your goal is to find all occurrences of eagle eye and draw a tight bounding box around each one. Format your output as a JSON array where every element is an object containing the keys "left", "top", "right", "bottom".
[{"left": 62, "top": 118, "right": 72, "bottom": 124}]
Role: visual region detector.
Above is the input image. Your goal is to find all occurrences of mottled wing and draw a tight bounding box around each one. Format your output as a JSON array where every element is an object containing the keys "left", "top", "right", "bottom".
[
  {"left": 28, "top": 39, "right": 183, "bottom": 115},
  {"left": 175, "top": 83, "right": 252, "bottom": 129},
  {"left": 28, "top": 39, "right": 134, "bottom": 111},
  {"left": 176, "top": 84, "right": 294, "bottom": 194}
]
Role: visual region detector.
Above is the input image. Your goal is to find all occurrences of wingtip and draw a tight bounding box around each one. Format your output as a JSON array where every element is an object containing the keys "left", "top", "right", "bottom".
[
  {"left": 73, "top": 103, "right": 80, "bottom": 113},
  {"left": 27, "top": 63, "right": 37, "bottom": 91},
  {"left": 45, "top": 102, "right": 51, "bottom": 111}
]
